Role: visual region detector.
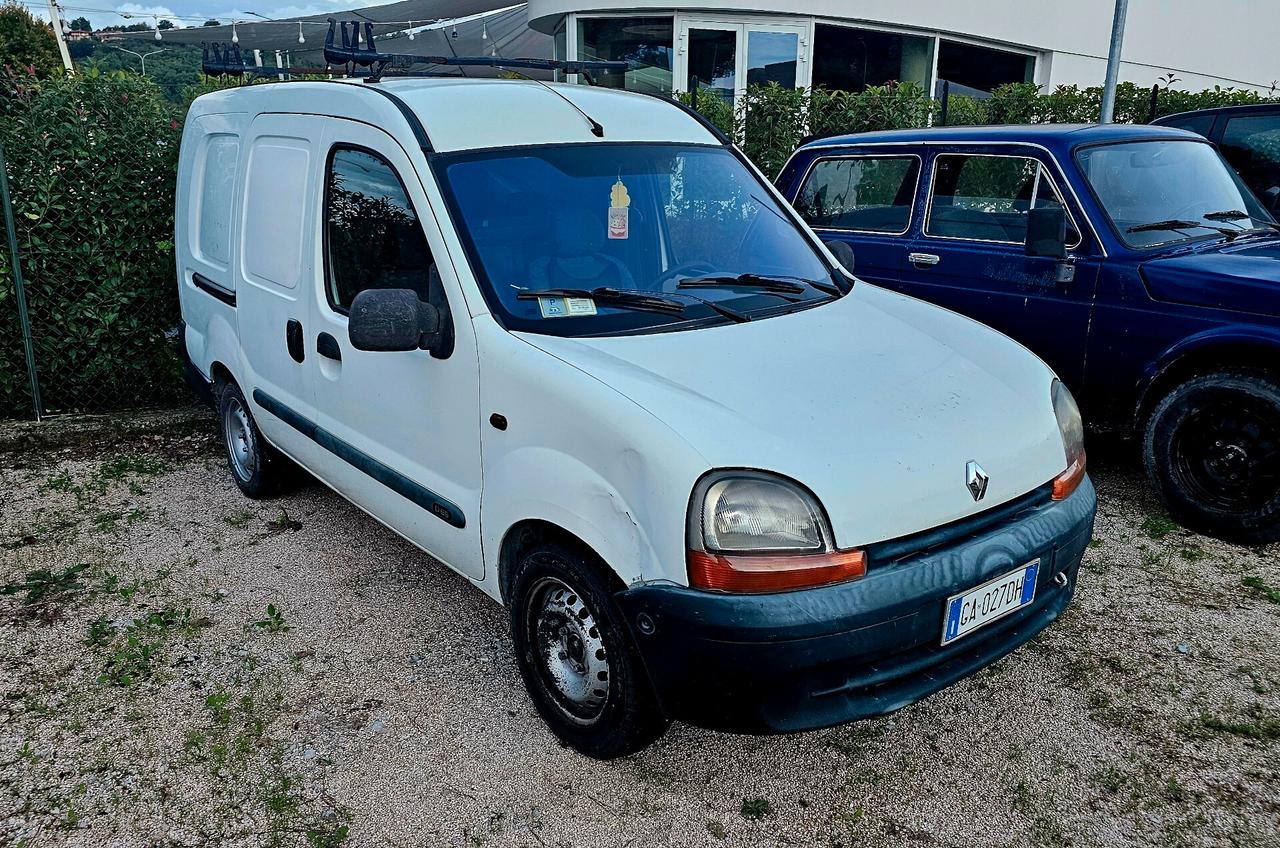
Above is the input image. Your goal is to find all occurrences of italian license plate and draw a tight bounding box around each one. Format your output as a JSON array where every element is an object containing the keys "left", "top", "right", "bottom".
[{"left": 941, "top": 559, "right": 1040, "bottom": 646}]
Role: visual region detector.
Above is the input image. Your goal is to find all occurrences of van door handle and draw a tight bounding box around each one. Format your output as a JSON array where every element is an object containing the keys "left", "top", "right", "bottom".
[
  {"left": 286, "top": 320, "right": 304, "bottom": 363},
  {"left": 909, "top": 252, "right": 941, "bottom": 267},
  {"left": 317, "top": 332, "right": 342, "bottom": 362}
]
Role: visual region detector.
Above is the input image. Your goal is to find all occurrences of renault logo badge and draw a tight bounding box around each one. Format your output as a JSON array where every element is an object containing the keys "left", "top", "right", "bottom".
[{"left": 966, "top": 460, "right": 989, "bottom": 502}]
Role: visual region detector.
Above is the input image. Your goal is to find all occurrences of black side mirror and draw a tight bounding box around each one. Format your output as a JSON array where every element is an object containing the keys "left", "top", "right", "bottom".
[
  {"left": 822, "top": 238, "right": 855, "bottom": 275},
  {"left": 1026, "top": 207, "right": 1068, "bottom": 259},
  {"left": 348, "top": 288, "right": 441, "bottom": 352}
]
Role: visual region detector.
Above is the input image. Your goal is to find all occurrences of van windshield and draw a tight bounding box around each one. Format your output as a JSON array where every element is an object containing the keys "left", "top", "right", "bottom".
[
  {"left": 435, "top": 143, "right": 842, "bottom": 336},
  {"left": 1076, "top": 139, "right": 1275, "bottom": 249}
]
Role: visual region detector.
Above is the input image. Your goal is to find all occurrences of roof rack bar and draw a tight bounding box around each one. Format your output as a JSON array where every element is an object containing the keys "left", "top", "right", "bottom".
[{"left": 323, "top": 19, "right": 628, "bottom": 83}]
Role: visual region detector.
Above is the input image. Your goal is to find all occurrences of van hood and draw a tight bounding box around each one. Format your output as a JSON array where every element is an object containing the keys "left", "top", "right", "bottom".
[
  {"left": 515, "top": 283, "right": 1069, "bottom": 547},
  {"left": 1140, "top": 237, "right": 1280, "bottom": 317}
]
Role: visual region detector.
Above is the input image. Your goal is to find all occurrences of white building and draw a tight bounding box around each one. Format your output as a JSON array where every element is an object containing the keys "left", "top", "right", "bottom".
[{"left": 527, "top": 0, "right": 1278, "bottom": 102}]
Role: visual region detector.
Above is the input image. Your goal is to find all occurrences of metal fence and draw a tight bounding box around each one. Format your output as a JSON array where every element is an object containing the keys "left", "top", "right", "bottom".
[{"left": 0, "top": 114, "right": 188, "bottom": 421}]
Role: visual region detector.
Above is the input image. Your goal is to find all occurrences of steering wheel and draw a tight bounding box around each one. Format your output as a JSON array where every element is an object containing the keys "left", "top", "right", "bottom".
[{"left": 655, "top": 261, "right": 720, "bottom": 292}]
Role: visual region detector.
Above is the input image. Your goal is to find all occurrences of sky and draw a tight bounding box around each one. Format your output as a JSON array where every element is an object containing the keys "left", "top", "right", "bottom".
[{"left": 27, "top": 0, "right": 402, "bottom": 30}]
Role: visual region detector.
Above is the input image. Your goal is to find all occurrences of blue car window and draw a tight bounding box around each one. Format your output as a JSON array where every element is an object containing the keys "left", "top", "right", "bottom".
[
  {"left": 794, "top": 156, "right": 920, "bottom": 234},
  {"left": 927, "top": 153, "right": 1078, "bottom": 246}
]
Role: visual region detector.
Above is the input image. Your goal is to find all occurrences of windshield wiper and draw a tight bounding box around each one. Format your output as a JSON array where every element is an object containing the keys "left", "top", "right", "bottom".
[
  {"left": 514, "top": 287, "right": 748, "bottom": 323},
  {"left": 1125, "top": 219, "right": 1237, "bottom": 239},
  {"left": 678, "top": 273, "right": 842, "bottom": 297}
]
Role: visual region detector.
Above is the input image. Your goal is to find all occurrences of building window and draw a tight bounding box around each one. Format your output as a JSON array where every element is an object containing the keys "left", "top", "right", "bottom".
[
  {"left": 811, "top": 24, "right": 932, "bottom": 92},
  {"left": 936, "top": 40, "right": 1034, "bottom": 95},
  {"left": 577, "top": 17, "right": 674, "bottom": 95}
]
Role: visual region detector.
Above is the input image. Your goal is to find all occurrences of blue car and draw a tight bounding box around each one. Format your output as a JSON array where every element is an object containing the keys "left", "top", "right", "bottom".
[{"left": 776, "top": 124, "right": 1280, "bottom": 543}]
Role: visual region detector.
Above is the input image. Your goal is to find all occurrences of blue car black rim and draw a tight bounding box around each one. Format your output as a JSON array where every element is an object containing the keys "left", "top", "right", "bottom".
[{"left": 1172, "top": 394, "right": 1280, "bottom": 512}]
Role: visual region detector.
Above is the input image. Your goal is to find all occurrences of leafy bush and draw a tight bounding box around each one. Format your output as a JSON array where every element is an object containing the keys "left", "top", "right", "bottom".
[
  {"left": 0, "top": 1, "right": 62, "bottom": 78},
  {"left": 0, "top": 68, "right": 185, "bottom": 415}
]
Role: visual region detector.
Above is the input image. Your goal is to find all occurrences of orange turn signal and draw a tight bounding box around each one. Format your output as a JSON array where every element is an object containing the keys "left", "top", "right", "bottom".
[
  {"left": 1051, "top": 452, "right": 1087, "bottom": 501},
  {"left": 687, "top": 548, "right": 866, "bottom": 593}
]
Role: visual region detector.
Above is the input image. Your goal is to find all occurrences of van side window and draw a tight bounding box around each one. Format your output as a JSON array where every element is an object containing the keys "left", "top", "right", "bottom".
[
  {"left": 793, "top": 156, "right": 920, "bottom": 234},
  {"left": 196, "top": 135, "right": 238, "bottom": 268},
  {"left": 324, "top": 147, "right": 437, "bottom": 312},
  {"left": 927, "top": 154, "right": 1079, "bottom": 245}
]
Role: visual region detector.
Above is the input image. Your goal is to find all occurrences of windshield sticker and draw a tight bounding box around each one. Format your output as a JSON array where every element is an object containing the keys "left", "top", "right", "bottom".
[
  {"left": 538, "top": 296, "right": 598, "bottom": 318},
  {"left": 608, "top": 178, "right": 630, "bottom": 240}
]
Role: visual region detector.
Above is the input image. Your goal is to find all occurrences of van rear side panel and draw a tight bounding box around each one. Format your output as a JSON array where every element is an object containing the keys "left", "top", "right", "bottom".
[{"left": 176, "top": 110, "right": 249, "bottom": 383}]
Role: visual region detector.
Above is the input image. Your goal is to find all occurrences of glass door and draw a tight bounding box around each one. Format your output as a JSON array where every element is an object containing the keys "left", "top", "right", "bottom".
[{"left": 675, "top": 16, "right": 810, "bottom": 106}]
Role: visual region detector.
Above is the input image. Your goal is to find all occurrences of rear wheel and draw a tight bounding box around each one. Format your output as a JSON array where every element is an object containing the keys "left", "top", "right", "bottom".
[
  {"left": 217, "top": 380, "right": 287, "bottom": 499},
  {"left": 509, "top": 542, "right": 668, "bottom": 759},
  {"left": 1143, "top": 369, "right": 1280, "bottom": 544}
]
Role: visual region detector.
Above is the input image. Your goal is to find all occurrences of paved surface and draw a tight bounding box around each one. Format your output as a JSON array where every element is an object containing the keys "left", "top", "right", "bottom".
[{"left": 1, "top": 426, "right": 1277, "bottom": 847}]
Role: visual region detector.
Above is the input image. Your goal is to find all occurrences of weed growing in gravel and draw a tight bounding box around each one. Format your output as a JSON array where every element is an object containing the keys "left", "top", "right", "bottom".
[
  {"left": 1, "top": 562, "right": 89, "bottom": 605},
  {"left": 740, "top": 798, "right": 772, "bottom": 819},
  {"left": 706, "top": 819, "right": 727, "bottom": 839},
  {"left": 1141, "top": 514, "right": 1179, "bottom": 541},
  {"left": 224, "top": 509, "right": 255, "bottom": 528},
  {"left": 98, "top": 454, "right": 168, "bottom": 482},
  {"left": 1242, "top": 576, "right": 1280, "bottom": 604},
  {"left": 268, "top": 508, "right": 303, "bottom": 535},
  {"left": 1193, "top": 704, "right": 1280, "bottom": 740},
  {"left": 97, "top": 606, "right": 207, "bottom": 686},
  {"left": 1179, "top": 544, "right": 1205, "bottom": 562},
  {"left": 252, "top": 604, "right": 290, "bottom": 633}
]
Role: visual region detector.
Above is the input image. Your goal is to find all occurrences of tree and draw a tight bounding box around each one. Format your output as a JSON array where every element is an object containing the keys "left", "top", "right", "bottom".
[
  {"left": 122, "top": 22, "right": 152, "bottom": 32},
  {"left": 0, "top": 1, "right": 62, "bottom": 76},
  {"left": 69, "top": 15, "right": 91, "bottom": 31},
  {"left": 202, "top": 19, "right": 220, "bottom": 27},
  {"left": 157, "top": 19, "right": 174, "bottom": 30}
]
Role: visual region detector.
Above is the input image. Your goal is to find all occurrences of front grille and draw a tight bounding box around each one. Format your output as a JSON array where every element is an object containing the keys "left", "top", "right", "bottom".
[{"left": 863, "top": 482, "right": 1054, "bottom": 570}]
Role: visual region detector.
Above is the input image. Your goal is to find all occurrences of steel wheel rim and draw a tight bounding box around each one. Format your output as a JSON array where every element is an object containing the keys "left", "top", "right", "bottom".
[
  {"left": 525, "top": 575, "right": 610, "bottom": 724},
  {"left": 223, "top": 396, "right": 259, "bottom": 483},
  {"left": 1171, "top": 393, "right": 1280, "bottom": 513}
]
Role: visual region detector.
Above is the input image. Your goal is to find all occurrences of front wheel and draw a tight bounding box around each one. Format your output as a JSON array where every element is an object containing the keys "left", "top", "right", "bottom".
[
  {"left": 509, "top": 543, "right": 668, "bottom": 759},
  {"left": 1143, "top": 369, "right": 1280, "bottom": 544}
]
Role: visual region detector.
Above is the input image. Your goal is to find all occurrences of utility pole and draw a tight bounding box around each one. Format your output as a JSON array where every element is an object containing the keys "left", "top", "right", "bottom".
[
  {"left": 44, "top": 0, "right": 74, "bottom": 73},
  {"left": 1099, "top": 0, "right": 1129, "bottom": 123}
]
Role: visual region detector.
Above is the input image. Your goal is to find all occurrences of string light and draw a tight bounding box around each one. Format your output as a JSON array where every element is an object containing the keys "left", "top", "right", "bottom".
[
  {"left": 297, "top": 21, "right": 304, "bottom": 44},
  {"left": 407, "top": 20, "right": 414, "bottom": 40},
  {"left": 230, "top": 21, "right": 238, "bottom": 44},
  {"left": 481, "top": 17, "right": 487, "bottom": 40},
  {"left": 154, "top": 14, "right": 161, "bottom": 40}
]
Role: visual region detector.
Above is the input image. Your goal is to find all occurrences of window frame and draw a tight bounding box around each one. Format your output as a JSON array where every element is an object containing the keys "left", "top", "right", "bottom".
[
  {"left": 793, "top": 152, "right": 922, "bottom": 236},
  {"left": 923, "top": 151, "right": 1082, "bottom": 249},
  {"left": 321, "top": 142, "right": 433, "bottom": 317}
]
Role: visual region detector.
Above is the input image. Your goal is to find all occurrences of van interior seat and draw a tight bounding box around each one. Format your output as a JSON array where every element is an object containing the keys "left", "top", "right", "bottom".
[{"left": 529, "top": 208, "right": 636, "bottom": 291}]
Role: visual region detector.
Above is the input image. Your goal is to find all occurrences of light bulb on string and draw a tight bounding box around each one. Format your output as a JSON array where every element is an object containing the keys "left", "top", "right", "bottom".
[
  {"left": 481, "top": 18, "right": 487, "bottom": 40},
  {"left": 231, "top": 21, "right": 238, "bottom": 44},
  {"left": 451, "top": 25, "right": 458, "bottom": 39},
  {"left": 61, "top": 18, "right": 71, "bottom": 34},
  {"left": 407, "top": 20, "right": 414, "bottom": 40},
  {"left": 155, "top": 16, "right": 162, "bottom": 40},
  {"left": 297, "top": 21, "right": 305, "bottom": 44}
]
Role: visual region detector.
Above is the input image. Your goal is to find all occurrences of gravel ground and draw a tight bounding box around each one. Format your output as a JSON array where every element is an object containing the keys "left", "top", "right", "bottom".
[{"left": 1, "top": 421, "right": 1278, "bottom": 848}]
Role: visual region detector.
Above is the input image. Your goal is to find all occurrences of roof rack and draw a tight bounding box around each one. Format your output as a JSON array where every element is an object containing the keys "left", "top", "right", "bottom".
[{"left": 322, "top": 19, "right": 628, "bottom": 84}]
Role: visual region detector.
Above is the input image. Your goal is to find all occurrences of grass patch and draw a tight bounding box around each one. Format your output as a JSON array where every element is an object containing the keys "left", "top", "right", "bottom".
[
  {"left": 1, "top": 562, "right": 89, "bottom": 606},
  {"left": 224, "top": 509, "right": 255, "bottom": 528},
  {"left": 1141, "top": 514, "right": 1179, "bottom": 541},
  {"left": 1193, "top": 705, "right": 1280, "bottom": 741},
  {"left": 740, "top": 798, "right": 772, "bottom": 819},
  {"left": 252, "top": 604, "right": 289, "bottom": 633},
  {"left": 1242, "top": 576, "right": 1280, "bottom": 604}
]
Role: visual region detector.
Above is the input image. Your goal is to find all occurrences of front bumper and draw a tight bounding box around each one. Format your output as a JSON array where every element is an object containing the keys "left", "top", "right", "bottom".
[{"left": 616, "top": 477, "right": 1096, "bottom": 734}]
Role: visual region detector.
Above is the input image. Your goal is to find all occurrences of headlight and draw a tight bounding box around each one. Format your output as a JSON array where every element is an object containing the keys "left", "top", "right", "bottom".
[
  {"left": 1051, "top": 379, "right": 1087, "bottom": 500},
  {"left": 686, "top": 471, "right": 864, "bottom": 593}
]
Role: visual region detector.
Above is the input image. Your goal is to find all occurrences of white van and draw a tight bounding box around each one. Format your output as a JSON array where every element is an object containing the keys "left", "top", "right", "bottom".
[{"left": 176, "top": 74, "right": 1095, "bottom": 758}]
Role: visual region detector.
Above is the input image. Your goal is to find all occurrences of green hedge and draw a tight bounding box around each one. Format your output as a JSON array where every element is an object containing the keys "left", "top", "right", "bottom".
[
  {"left": 0, "top": 68, "right": 188, "bottom": 416},
  {"left": 686, "top": 79, "right": 1280, "bottom": 178}
]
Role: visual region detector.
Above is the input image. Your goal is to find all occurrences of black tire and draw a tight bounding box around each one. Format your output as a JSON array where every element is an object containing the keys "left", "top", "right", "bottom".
[
  {"left": 508, "top": 542, "right": 669, "bottom": 759},
  {"left": 216, "top": 379, "right": 287, "bottom": 499},
  {"left": 1143, "top": 369, "right": 1280, "bottom": 544}
]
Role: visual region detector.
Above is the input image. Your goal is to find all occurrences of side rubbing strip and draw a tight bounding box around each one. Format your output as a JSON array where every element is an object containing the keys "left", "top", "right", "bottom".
[
  {"left": 252, "top": 389, "right": 465, "bottom": 528},
  {"left": 192, "top": 272, "right": 237, "bottom": 307}
]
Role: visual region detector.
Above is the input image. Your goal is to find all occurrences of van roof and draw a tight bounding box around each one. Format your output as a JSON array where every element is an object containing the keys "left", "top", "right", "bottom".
[{"left": 189, "top": 77, "right": 722, "bottom": 153}]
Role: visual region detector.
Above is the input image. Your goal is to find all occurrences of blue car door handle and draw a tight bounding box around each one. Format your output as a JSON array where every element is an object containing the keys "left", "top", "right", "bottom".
[{"left": 909, "top": 252, "right": 940, "bottom": 267}]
